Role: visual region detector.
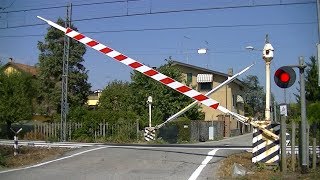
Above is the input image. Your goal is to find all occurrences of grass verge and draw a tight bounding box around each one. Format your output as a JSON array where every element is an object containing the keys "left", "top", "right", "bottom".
[
  {"left": 217, "top": 152, "right": 320, "bottom": 180},
  {"left": 0, "top": 145, "right": 68, "bottom": 169}
]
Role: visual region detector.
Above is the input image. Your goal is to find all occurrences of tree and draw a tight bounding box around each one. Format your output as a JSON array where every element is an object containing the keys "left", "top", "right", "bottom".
[
  {"left": 130, "top": 60, "right": 204, "bottom": 127},
  {"left": 0, "top": 72, "right": 34, "bottom": 138},
  {"left": 242, "top": 75, "right": 265, "bottom": 119},
  {"left": 305, "top": 56, "right": 320, "bottom": 102},
  {"left": 37, "top": 18, "right": 91, "bottom": 117},
  {"left": 307, "top": 102, "right": 320, "bottom": 124},
  {"left": 98, "top": 80, "right": 137, "bottom": 123}
]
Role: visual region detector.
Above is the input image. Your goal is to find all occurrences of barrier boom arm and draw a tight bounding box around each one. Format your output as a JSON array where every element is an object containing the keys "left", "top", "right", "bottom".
[
  {"left": 37, "top": 16, "right": 279, "bottom": 140},
  {"left": 155, "top": 63, "right": 255, "bottom": 129}
]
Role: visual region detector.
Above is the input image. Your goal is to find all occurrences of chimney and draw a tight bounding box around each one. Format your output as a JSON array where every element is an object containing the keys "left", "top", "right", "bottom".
[{"left": 227, "top": 68, "right": 233, "bottom": 77}]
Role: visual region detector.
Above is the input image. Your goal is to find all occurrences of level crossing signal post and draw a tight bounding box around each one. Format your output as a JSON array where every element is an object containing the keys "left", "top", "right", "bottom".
[
  {"left": 273, "top": 57, "right": 308, "bottom": 173},
  {"left": 252, "top": 36, "right": 281, "bottom": 165}
]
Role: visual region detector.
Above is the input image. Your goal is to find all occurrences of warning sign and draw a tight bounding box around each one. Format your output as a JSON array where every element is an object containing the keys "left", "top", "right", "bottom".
[{"left": 280, "top": 104, "right": 287, "bottom": 116}]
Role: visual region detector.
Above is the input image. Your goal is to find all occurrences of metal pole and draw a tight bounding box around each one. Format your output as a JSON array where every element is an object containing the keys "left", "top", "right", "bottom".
[
  {"left": 280, "top": 89, "right": 288, "bottom": 172},
  {"left": 273, "top": 101, "right": 277, "bottom": 122},
  {"left": 299, "top": 56, "right": 308, "bottom": 173},
  {"left": 316, "top": 0, "right": 320, "bottom": 86},
  {"left": 61, "top": 3, "right": 71, "bottom": 142},
  {"left": 149, "top": 103, "right": 152, "bottom": 128},
  {"left": 281, "top": 114, "right": 287, "bottom": 173}
]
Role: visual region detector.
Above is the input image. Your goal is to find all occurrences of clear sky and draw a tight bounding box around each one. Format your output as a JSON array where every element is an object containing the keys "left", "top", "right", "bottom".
[{"left": 0, "top": 0, "right": 318, "bottom": 104}]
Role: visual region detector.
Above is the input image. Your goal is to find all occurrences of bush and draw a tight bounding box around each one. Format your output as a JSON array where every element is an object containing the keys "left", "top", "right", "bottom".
[
  {"left": 23, "top": 131, "right": 45, "bottom": 140},
  {"left": 158, "top": 117, "right": 191, "bottom": 143}
]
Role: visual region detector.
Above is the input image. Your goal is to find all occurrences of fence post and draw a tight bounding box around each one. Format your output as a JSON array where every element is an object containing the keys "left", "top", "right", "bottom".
[
  {"left": 136, "top": 119, "right": 139, "bottom": 140},
  {"left": 103, "top": 120, "right": 106, "bottom": 137},
  {"left": 291, "top": 121, "right": 296, "bottom": 172},
  {"left": 312, "top": 123, "right": 317, "bottom": 170}
]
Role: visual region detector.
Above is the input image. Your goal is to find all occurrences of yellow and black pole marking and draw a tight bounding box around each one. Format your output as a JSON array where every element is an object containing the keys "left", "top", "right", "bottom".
[{"left": 252, "top": 122, "right": 280, "bottom": 163}]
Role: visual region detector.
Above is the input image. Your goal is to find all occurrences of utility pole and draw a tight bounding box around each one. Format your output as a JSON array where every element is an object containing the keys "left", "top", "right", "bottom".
[
  {"left": 317, "top": 0, "right": 320, "bottom": 86},
  {"left": 280, "top": 89, "right": 287, "bottom": 173},
  {"left": 61, "top": 3, "right": 72, "bottom": 142},
  {"left": 299, "top": 57, "right": 308, "bottom": 173}
]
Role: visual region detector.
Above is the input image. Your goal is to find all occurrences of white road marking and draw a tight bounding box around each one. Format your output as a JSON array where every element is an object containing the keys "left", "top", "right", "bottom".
[
  {"left": 0, "top": 146, "right": 107, "bottom": 174},
  {"left": 188, "top": 149, "right": 219, "bottom": 180}
]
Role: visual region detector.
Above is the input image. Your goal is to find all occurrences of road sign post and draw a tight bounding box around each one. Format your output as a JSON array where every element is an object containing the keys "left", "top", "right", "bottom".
[
  {"left": 10, "top": 128, "right": 22, "bottom": 156},
  {"left": 279, "top": 104, "right": 287, "bottom": 172}
]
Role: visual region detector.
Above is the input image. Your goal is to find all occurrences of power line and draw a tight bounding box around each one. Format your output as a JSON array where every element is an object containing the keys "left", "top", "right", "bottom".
[
  {"left": 0, "top": 1, "right": 315, "bottom": 30},
  {"left": 0, "top": 0, "right": 141, "bottom": 13},
  {"left": 0, "top": 21, "right": 316, "bottom": 38},
  {"left": 72, "top": 1, "right": 316, "bottom": 22},
  {"left": 0, "top": 0, "right": 16, "bottom": 10}
]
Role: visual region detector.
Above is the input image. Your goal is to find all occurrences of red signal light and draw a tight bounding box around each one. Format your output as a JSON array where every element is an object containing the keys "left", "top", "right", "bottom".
[
  {"left": 274, "top": 66, "right": 296, "bottom": 88},
  {"left": 279, "top": 72, "right": 290, "bottom": 83}
]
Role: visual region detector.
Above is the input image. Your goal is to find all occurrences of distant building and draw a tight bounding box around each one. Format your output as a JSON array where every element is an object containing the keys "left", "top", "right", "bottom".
[
  {"left": 2, "top": 58, "right": 38, "bottom": 76},
  {"left": 87, "top": 89, "right": 102, "bottom": 107},
  {"left": 171, "top": 60, "right": 246, "bottom": 136},
  {"left": 0, "top": 58, "right": 51, "bottom": 121}
]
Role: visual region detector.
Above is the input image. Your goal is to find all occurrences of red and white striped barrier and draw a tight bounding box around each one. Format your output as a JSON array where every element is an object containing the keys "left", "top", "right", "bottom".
[{"left": 37, "top": 16, "right": 220, "bottom": 110}]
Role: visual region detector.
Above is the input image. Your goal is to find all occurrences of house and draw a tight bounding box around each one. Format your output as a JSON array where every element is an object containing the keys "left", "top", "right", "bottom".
[
  {"left": 2, "top": 58, "right": 38, "bottom": 76},
  {"left": 87, "top": 89, "right": 102, "bottom": 107},
  {"left": 0, "top": 58, "right": 51, "bottom": 121},
  {"left": 171, "top": 60, "right": 246, "bottom": 136}
]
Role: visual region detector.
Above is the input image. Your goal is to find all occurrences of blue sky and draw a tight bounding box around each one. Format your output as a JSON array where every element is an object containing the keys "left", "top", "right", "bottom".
[{"left": 0, "top": 0, "right": 318, "bottom": 103}]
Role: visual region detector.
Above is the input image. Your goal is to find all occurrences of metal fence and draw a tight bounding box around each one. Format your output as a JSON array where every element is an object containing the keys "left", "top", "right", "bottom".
[
  {"left": 29, "top": 121, "right": 139, "bottom": 141},
  {"left": 190, "top": 120, "right": 225, "bottom": 142}
]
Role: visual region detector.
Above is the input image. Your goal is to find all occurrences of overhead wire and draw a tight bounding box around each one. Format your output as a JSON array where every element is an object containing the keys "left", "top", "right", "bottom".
[
  {"left": 0, "top": 0, "right": 141, "bottom": 13},
  {"left": 0, "top": 21, "right": 316, "bottom": 38},
  {"left": 0, "top": 1, "right": 316, "bottom": 30},
  {"left": 0, "top": 0, "right": 16, "bottom": 10}
]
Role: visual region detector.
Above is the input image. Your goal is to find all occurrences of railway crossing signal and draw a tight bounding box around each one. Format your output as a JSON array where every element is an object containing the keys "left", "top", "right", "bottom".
[{"left": 274, "top": 66, "right": 296, "bottom": 88}]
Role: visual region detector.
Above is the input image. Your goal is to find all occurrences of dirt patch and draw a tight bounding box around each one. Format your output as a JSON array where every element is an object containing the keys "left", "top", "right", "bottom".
[
  {"left": 0, "top": 145, "right": 68, "bottom": 168},
  {"left": 217, "top": 152, "right": 320, "bottom": 180}
]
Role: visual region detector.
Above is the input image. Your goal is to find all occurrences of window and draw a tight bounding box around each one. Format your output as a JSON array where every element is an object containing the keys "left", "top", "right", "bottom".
[
  {"left": 199, "top": 82, "right": 212, "bottom": 91},
  {"left": 187, "top": 73, "right": 192, "bottom": 84}
]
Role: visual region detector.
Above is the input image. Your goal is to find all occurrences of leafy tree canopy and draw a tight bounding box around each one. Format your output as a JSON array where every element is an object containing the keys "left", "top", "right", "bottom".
[
  {"left": 37, "top": 18, "right": 91, "bottom": 116},
  {"left": 305, "top": 56, "right": 320, "bottom": 102},
  {"left": 98, "top": 80, "right": 137, "bottom": 123},
  {"left": 307, "top": 102, "right": 320, "bottom": 124},
  {"left": 0, "top": 72, "right": 35, "bottom": 138},
  {"left": 242, "top": 75, "right": 265, "bottom": 119}
]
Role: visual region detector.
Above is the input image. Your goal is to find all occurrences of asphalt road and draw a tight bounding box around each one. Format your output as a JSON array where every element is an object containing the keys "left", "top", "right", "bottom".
[{"left": 0, "top": 133, "right": 252, "bottom": 180}]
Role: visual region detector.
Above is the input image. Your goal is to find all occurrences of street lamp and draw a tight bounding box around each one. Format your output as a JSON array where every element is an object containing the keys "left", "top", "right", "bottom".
[{"left": 197, "top": 48, "right": 207, "bottom": 54}]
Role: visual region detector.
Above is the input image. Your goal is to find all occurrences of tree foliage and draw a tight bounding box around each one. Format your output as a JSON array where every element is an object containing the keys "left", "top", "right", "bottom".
[
  {"left": 307, "top": 102, "right": 320, "bottom": 124},
  {"left": 130, "top": 60, "right": 204, "bottom": 126},
  {"left": 37, "top": 18, "right": 91, "bottom": 116},
  {"left": 242, "top": 75, "right": 265, "bottom": 119},
  {"left": 98, "top": 80, "right": 137, "bottom": 123},
  {"left": 293, "top": 56, "right": 319, "bottom": 123},
  {"left": 305, "top": 56, "right": 320, "bottom": 102},
  {"left": 0, "top": 72, "right": 35, "bottom": 138}
]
